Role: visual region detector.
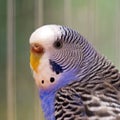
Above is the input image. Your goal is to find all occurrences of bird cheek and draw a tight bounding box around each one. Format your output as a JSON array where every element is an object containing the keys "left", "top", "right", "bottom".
[
  {"left": 33, "top": 73, "right": 56, "bottom": 89},
  {"left": 31, "top": 54, "right": 61, "bottom": 89},
  {"left": 33, "top": 74, "right": 50, "bottom": 89},
  {"left": 32, "top": 67, "right": 61, "bottom": 89}
]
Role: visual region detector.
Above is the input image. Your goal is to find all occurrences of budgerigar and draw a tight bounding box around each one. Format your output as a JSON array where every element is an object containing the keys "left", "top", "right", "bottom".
[{"left": 29, "top": 25, "right": 120, "bottom": 120}]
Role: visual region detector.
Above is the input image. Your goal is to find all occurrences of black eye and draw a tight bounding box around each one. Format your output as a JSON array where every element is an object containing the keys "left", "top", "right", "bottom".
[{"left": 54, "top": 41, "right": 63, "bottom": 49}]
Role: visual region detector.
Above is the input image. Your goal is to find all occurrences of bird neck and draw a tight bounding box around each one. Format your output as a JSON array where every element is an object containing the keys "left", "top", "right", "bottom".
[
  {"left": 77, "top": 42, "right": 119, "bottom": 82},
  {"left": 75, "top": 38, "right": 112, "bottom": 80},
  {"left": 39, "top": 89, "right": 56, "bottom": 120}
]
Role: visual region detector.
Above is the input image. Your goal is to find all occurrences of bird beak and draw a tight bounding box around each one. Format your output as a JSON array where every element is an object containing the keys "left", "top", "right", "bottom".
[{"left": 30, "top": 43, "right": 44, "bottom": 73}]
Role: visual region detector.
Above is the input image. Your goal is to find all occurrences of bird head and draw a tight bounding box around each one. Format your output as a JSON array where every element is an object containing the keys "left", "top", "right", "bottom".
[{"left": 29, "top": 25, "right": 94, "bottom": 90}]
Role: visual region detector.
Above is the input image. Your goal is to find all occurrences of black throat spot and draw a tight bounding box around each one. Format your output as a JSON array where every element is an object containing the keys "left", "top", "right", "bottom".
[{"left": 49, "top": 60, "right": 63, "bottom": 74}]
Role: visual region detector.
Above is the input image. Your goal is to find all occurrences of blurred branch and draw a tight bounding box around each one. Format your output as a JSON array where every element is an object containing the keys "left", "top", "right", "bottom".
[
  {"left": 64, "top": 0, "right": 72, "bottom": 26},
  {"left": 7, "top": 0, "right": 16, "bottom": 120},
  {"left": 34, "top": 0, "right": 43, "bottom": 27}
]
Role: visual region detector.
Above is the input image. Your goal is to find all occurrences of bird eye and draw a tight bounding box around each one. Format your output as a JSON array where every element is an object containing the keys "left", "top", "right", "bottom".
[{"left": 54, "top": 40, "right": 63, "bottom": 49}]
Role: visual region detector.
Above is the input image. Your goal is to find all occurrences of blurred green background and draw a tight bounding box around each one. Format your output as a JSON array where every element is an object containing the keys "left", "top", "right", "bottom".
[{"left": 0, "top": 0, "right": 120, "bottom": 120}]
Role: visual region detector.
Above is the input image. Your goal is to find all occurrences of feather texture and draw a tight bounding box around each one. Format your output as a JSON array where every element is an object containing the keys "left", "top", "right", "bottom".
[
  {"left": 29, "top": 25, "right": 120, "bottom": 120},
  {"left": 55, "top": 58, "right": 120, "bottom": 120}
]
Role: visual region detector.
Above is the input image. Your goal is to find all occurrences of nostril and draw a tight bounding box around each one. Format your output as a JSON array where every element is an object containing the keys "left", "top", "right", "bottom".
[{"left": 31, "top": 43, "right": 44, "bottom": 54}]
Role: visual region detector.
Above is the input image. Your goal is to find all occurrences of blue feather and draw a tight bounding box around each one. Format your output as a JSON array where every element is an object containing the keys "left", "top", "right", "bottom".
[
  {"left": 39, "top": 90, "right": 55, "bottom": 120},
  {"left": 39, "top": 70, "right": 78, "bottom": 120},
  {"left": 49, "top": 60, "right": 63, "bottom": 74}
]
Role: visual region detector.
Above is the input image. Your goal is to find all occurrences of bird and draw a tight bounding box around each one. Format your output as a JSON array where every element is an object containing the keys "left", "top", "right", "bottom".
[{"left": 29, "top": 24, "right": 120, "bottom": 120}]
